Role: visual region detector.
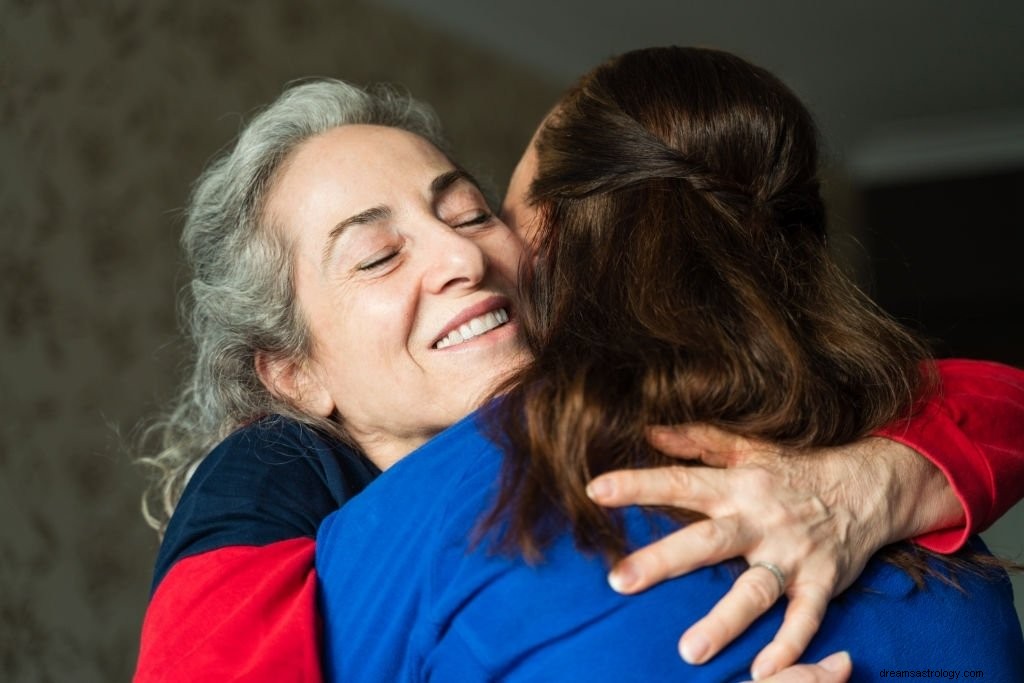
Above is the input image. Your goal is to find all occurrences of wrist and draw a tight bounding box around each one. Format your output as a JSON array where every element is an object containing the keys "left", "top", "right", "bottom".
[
  {"left": 826, "top": 438, "right": 899, "bottom": 554},
  {"left": 869, "top": 437, "right": 965, "bottom": 546}
]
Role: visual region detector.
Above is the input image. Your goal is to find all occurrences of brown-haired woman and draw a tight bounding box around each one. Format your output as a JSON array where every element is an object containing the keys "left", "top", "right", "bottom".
[{"left": 315, "top": 47, "right": 1024, "bottom": 681}]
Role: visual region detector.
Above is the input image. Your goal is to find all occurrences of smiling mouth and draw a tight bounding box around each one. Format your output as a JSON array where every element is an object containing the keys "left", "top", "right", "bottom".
[{"left": 433, "top": 308, "right": 510, "bottom": 349}]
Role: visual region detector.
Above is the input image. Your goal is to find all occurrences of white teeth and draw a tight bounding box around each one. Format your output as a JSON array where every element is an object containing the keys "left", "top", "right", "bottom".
[{"left": 435, "top": 307, "right": 509, "bottom": 349}]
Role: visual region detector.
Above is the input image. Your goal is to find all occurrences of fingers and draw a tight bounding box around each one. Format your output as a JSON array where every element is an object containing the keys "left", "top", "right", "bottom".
[
  {"left": 590, "top": 428, "right": 863, "bottom": 675},
  {"left": 748, "top": 651, "right": 852, "bottom": 683},
  {"left": 646, "top": 425, "right": 710, "bottom": 461},
  {"left": 606, "top": 517, "right": 750, "bottom": 593},
  {"left": 587, "top": 465, "right": 723, "bottom": 511},
  {"left": 678, "top": 562, "right": 788, "bottom": 665},
  {"left": 750, "top": 586, "right": 830, "bottom": 679},
  {"left": 647, "top": 423, "right": 761, "bottom": 467}
]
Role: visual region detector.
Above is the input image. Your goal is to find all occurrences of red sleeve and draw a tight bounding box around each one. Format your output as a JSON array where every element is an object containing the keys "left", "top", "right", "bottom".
[
  {"left": 878, "top": 359, "right": 1024, "bottom": 553},
  {"left": 133, "top": 537, "right": 322, "bottom": 683}
]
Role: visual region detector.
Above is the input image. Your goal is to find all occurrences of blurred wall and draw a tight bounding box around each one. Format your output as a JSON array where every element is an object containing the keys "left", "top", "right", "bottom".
[{"left": 0, "top": 2, "right": 557, "bottom": 681}]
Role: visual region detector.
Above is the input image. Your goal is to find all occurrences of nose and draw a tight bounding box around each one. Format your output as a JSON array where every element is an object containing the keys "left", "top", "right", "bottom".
[{"left": 420, "top": 223, "right": 488, "bottom": 294}]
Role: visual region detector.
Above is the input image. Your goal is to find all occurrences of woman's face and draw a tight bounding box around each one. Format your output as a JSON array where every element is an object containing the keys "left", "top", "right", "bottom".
[
  {"left": 265, "top": 125, "right": 528, "bottom": 468},
  {"left": 501, "top": 136, "right": 543, "bottom": 242}
]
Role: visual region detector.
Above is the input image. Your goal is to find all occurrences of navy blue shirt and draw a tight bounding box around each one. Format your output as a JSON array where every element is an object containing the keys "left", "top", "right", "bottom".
[{"left": 154, "top": 415, "right": 379, "bottom": 592}]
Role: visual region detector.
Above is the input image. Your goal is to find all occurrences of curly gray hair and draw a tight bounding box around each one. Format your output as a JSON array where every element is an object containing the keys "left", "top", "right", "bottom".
[{"left": 140, "top": 79, "right": 446, "bottom": 533}]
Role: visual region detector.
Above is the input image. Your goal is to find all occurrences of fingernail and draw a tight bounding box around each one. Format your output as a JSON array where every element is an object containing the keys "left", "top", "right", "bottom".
[
  {"left": 679, "top": 633, "right": 709, "bottom": 664},
  {"left": 750, "top": 658, "right": 777, "bottom": 680},
  {"left": 819, "top": 651, "right": 851, "bottom": 672},
  {"left": 647, "top": 426, "right": 670, "bottom": 439},
  {"left": 607, "top": 562, "right": 637, "bottom": 593},
  {"left": 586, "top": 478, "right": 613, "bottom": 501}
]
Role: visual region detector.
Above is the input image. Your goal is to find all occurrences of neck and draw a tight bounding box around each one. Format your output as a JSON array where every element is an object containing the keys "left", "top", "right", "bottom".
[{"left": 356, "top": 431, "right": 431, "bottom": 471}]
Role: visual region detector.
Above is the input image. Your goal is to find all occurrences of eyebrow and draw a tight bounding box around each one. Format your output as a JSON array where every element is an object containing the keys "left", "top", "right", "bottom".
[
  {"left": 320, "top": 168, "right": 483, "bottom": 268},
  {"left": 431, "top": 169, "right": 477, "bottom": 196},
  {"left": 321, "top": 205, "right": 391, "bottom": 267}
]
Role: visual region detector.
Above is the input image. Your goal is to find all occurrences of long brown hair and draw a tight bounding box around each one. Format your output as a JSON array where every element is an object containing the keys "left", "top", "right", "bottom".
[{"left": 484, "top": 47, "right": 946, "bottom": 578}]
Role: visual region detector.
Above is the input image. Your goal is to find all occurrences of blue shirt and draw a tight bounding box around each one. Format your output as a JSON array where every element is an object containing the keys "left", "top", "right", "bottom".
[{"left": 316, "top": 410, "right": 1024, "bottom": 682}]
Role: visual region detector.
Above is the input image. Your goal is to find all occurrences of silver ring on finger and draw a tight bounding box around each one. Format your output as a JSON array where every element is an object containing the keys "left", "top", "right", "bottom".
[{"left": 750, "top": 561, "right": 786, "bottom": 594}]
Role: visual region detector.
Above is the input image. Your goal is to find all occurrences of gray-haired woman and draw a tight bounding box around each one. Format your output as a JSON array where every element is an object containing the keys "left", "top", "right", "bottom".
[{"left": 134, "top": 77, "right": 1024, "bottom": 682}]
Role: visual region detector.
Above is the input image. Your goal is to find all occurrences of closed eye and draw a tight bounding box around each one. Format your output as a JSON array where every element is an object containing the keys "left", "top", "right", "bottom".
[
  {"left": 454, "top": 211, "right": 494, "bottom": 229},
  {"left": 356, "top": 250, "right": 399, "bottom": 271}
]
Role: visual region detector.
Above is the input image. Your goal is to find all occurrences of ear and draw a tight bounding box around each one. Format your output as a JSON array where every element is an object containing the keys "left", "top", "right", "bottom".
[{"left": 254, "top": 352, "right": 335, "bottom": 417}]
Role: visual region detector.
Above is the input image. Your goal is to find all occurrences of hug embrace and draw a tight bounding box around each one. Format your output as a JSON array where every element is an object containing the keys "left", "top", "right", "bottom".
[{"left": 136, "top": 47, "right": 1024, "bottom": 682}]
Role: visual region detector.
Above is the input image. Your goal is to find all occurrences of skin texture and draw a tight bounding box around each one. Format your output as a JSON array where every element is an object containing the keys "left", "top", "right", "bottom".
[
  {"left": 259, "top": 125, "right": 528, "bottom": 468},
  {"left": 501, "top": 134, "right": 543, "bottom": 243},
  {"left": 590, "top": 426, "right": 961, "bottom": 680}
]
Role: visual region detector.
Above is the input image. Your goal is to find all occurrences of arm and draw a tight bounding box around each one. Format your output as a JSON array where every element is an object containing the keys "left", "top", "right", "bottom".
[
  {"left": 586, "top": 358, "right": 1024, "bottom": 678},
  {"left": 880, "top": 358, "right": 1024, "bottom": 551},
  {"left": 135, "top": 540, "right": 322, "bottom": 683},
  {"left": 134, "top": 417, "right": 378, "bottom": 683}
]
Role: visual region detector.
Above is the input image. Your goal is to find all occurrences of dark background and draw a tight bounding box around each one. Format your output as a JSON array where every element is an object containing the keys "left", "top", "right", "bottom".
[
  {"left": 2, "top": 1, "right": 1021, "bottom": 680},
  {"left": 864, "top": 170, "right": 1024, "bottom": 365}
]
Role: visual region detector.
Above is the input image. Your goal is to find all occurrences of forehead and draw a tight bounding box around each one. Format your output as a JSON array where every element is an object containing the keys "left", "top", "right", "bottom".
[
  {"left": 266, "top": 124, "right": 454, "bottom": 238},
  {"left": 277, "top": 124, "right": 450, "bottom": 191}
]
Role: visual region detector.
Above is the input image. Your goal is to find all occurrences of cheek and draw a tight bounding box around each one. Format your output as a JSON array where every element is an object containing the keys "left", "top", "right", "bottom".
[
  {"left": 502, "top": 202, "right": 543, "bottom": 249},
  {"left": 342, "top": 282, "right": 420, "bottom": 358},
  {"left": 304, "top": 282, "right": 410, "bottom": 386},
  {"left": 518, "top": 207, "right": 545, "bottom": 246},
  {"left": 484, "top": 230, "right": 526, "bottom": 281}
]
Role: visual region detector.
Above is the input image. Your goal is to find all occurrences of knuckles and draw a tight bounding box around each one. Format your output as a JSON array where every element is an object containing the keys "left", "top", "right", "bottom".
[
  {"left": 737, "top": 573, "right": 781, "bottom": 612},
  {"left": 689, "top": 518, "right": 730, "bottom": 555}
]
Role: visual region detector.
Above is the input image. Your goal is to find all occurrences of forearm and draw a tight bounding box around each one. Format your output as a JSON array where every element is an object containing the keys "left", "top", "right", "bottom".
[
  {"left": 583, "top": 360, "right": 1024, "bottom": 675},
  {"left": 878, "top": 359, "right": 1024, "bottom": 552},
  {"left": 860, "top": 436, "right": 965, "bottom": 548}
]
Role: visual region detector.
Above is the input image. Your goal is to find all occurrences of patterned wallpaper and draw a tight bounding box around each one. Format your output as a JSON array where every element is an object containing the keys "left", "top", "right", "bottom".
[{"left": 0, "top": 1, "right": 557, "bottom": 680}]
